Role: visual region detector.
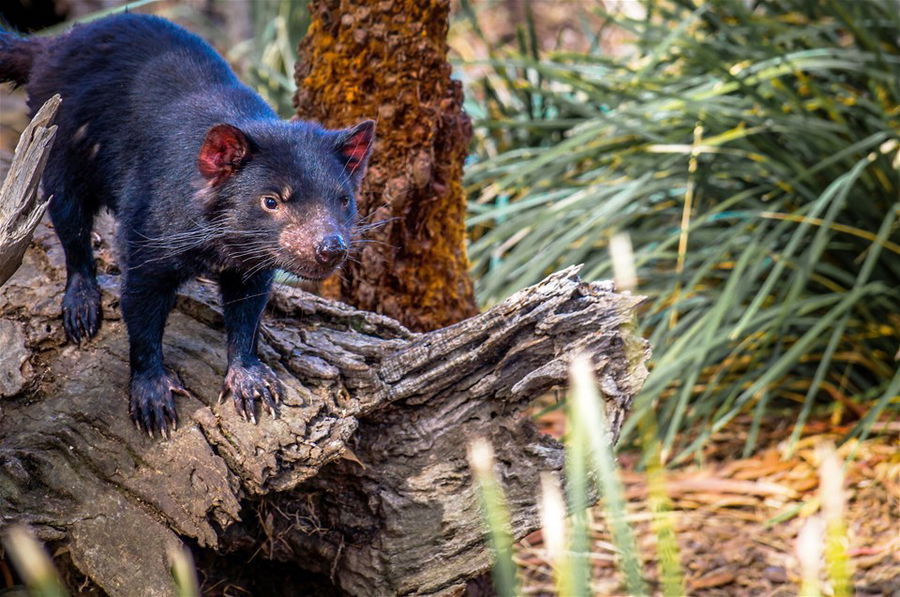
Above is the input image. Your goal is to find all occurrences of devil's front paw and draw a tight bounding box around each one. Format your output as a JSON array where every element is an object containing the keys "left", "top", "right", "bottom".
[
  {"left": 62, "top": 273, "right": 102, "bottom": 344},
  {"left": 129, "top": 369, "right": 190, "bottom": 438},
  {"left": 220, "top": 361, "right": 283, "bottom": 423}
]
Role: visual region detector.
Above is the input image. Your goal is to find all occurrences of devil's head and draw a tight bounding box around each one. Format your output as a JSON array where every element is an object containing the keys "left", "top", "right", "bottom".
[{"left": 196, "top": 119, "right": 374, "bottom": 280}]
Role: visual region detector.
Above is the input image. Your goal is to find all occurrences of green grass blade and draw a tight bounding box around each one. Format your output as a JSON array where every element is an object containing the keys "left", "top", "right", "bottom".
[
  {"left": 570, "top": 356, "right": 647, "bottom": 596},
  {"left": 468, "top": 439, "right": 521, "bottom": 597}
]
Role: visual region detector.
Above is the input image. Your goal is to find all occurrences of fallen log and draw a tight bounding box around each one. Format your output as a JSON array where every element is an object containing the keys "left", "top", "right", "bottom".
[{"left": 0, "top": 216, "right": 649, "bottom": 596}]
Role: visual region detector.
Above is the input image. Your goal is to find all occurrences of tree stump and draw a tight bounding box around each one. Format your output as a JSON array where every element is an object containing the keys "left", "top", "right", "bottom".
[{"left": 0, "top": 217, "right": 649, "bottom": 595}]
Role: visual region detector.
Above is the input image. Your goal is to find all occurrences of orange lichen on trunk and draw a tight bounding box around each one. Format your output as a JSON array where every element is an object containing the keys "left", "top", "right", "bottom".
[{"left": 294, "top": 0, "right": 478, "bottom": 332}]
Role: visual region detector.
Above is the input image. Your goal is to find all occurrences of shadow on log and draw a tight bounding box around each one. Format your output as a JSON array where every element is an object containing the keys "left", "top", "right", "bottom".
[{"left": 0, "top": 217, "right": 649, "bottom": 596}]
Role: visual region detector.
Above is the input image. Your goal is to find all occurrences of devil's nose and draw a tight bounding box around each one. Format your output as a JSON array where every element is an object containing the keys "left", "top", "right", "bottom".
[{"left": 315, "top": 234, "right": 348, "bottom": 267}]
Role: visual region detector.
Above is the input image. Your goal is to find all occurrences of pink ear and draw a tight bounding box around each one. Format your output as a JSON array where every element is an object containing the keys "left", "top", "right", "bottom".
[
  {"left": 198, "top": 124, "right": 250, "bottom": 183},
  {"left": 338, "top": 120, "right": 375, "bottom": 175}
]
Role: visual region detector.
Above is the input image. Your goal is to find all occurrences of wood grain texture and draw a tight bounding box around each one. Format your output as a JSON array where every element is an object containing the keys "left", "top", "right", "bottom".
[{"left": 0, "top": 94, "right": 58, "bottom": 287}]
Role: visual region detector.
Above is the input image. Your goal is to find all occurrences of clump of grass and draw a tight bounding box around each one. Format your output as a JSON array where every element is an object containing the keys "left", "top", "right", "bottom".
[
  {"left": 460, "top": 0, "right": 900, "bottom": 461},
  {"left": 468, "top": 359, "right": 863, "bottom": 596},
  {"left": 468, "top": 357, "right": 680, "bottom": 596}
]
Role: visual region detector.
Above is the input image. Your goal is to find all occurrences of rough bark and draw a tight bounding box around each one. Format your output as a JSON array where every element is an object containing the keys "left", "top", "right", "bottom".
[
  {"left": 294, "top": 0, "right": 478, "bottom": 332},
  {"left": 0, "top": 94, "right": 59, "bottom": 288},
  {"left": 0, "top": 215, "right": 648, "bottom": 596}
]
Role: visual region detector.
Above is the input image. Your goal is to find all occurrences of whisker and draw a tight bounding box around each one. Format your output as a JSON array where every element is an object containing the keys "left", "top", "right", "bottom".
[
  {"left": 332, "top": 268, "right": 351, "bottom": 285},
  {"left": 349, "top": 240, "right": 396, "bottom": 252},
  {"left": 349, "top": 238, "right": 392, "bottom": 246},
  {"left": 222, "top": 289, "right": 275, "bottom": 306},
  {"left": 242, "top": 258, "right": 277, "bottom": 283},
  {"left": 354, "top": 216, "right": 399, "bottom": 234},
  {"left": 228, "top": 247, "right": 275, "bottom": 259}
]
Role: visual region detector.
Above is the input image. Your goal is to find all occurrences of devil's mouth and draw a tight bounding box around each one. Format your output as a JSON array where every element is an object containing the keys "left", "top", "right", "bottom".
[
  {"left": 227, "top": 248, "right": 341, "bottom": 281},
  {"left": 281, "top": 260, "right": 344, "bottom": 281}
]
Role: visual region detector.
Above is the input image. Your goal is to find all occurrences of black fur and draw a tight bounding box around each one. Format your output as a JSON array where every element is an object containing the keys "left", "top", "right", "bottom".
[{"left": 0, "top": 14, "right": 374, "bottom": 436}]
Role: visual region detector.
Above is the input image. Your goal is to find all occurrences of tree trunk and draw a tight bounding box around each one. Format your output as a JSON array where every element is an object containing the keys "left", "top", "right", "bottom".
[
  {"left": 0, "top": 216, "right": 649, "bottom": 596},
  {"left": 294, "top": 0, "right": 477, "bottom": 332}
]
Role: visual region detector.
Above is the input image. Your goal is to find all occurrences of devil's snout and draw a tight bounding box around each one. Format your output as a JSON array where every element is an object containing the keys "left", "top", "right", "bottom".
[{"left": 315, "top": 234, "right": 348, "bottom": 267}]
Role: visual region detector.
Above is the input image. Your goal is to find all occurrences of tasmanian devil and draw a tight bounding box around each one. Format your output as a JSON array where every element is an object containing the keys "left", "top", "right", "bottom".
[{"left": 0, "top": 14, "right": 374, "bottom": 436}]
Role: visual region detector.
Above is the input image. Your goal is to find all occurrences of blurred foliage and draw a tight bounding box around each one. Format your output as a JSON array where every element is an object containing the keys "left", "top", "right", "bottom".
[
  {"left": 459, "top": 0, "right": 900, "bottom": 462},
  {"left": 2, "top": 526, "right": 67, "bottom": 597},
  {"left": 470, "top": 360, "right": 857, "bottom": 596},
  {"left": 32, "top": 0, "right": 308, "bottom": 119},
  {"left": 470, "top": 359, "right": 663, "bottom": 597},
  {"left": 227, "top": 0, "right": 310, "bottom": 117}
]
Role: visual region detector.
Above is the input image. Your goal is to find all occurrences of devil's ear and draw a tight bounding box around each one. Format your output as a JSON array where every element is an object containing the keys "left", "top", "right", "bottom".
[
  {"left": 335, "top": 120, "right": 375, "bottom": 185},
  {"left": 198, "top": 124, "right": 251, "bottom": 183}
]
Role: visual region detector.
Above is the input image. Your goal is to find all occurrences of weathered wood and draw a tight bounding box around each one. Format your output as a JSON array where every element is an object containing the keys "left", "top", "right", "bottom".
[
  {"left": 0, "top": 217, "right": 649, "bottom": 596},
  {"left": 0, "top": 95, "right": 59, "bottom": 287}
]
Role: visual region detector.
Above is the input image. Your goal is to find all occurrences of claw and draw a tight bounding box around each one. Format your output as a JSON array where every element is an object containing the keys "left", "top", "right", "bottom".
[
  {"left": 61, "top": 275, "right": 102, "bottom": 345},
  {"left": 130, "top": 370, "right": 183, "bottom": 439},
  {"left": 222, "top": 362, "right": 283, "bottom": 424},
  {"left": 243, "top": 394, "right": 256, "bottom": 423},
  {"left": 241, "top": 396, "right": 250, "bottom": 421},
  {"left": 260, "top": 386, "right": 278, "bottom": 419},
  {"left": 263, "top": 376, "right": 283, "bottom": 406}
]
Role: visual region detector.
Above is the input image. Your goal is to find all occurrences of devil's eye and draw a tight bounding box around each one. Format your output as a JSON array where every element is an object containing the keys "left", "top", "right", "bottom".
[
  {"left": 340, "top": 195, "right": 352, "bottom": 208},
  {"left": 261, "top": 196, "right": 279, "bottom": 211}
]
